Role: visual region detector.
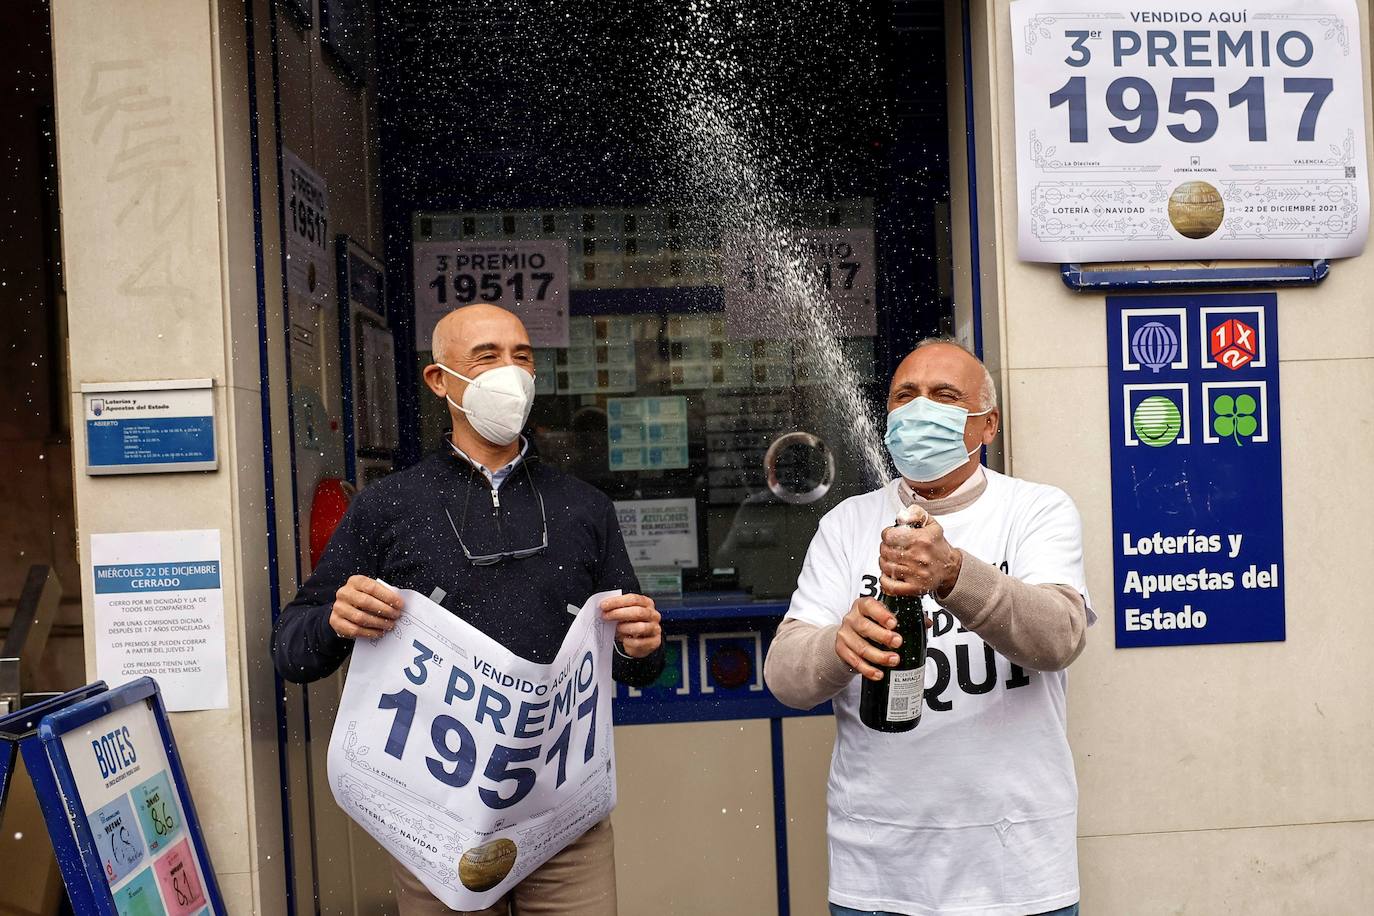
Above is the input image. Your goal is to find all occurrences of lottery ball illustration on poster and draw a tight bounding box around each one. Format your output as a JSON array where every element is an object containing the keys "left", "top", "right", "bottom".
[
  {"left": 459, "top": 838, "right": 519, "bottom": 891},
  {"left": 1168, "top": 181, "right": 1225, "bottom": 240},
  {"left": 1132, "top": 396, "right": 1182, "bottom": 448},
  {"left": 1130, "top": 321, "right": 1179, "bottom": 374}
]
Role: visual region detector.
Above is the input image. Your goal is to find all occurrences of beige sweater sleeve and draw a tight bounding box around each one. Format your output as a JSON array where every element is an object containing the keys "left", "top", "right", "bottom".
[
  {"left": 763, "top": 618, "right": 856, "bottom": 710},
  {"left": 939, "top": 551, "right": 1088, "bottom": 671}
]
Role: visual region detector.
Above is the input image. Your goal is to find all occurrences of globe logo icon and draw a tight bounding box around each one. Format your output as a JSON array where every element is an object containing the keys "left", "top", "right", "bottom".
[
  {"left": 1131, "top": 321, "right": 1179, "bottom": 373},
  {"left": 1132, "top": 396, "right": 1182, "bottom": 447}
]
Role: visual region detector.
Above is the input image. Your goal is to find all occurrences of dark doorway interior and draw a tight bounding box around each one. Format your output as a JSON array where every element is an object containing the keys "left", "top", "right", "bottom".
[{"left": 374, "top": 0, "right": 955, "bottom": 602}]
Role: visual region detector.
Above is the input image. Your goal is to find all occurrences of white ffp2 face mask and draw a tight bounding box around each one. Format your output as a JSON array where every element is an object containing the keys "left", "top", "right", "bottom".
[{"left": 436, "top": 363, "right": 535, "bottom": 446}]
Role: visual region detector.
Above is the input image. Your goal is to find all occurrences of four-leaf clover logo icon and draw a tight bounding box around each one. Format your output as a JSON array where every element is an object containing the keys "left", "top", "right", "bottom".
[{"left": 1213, "top": 394, "right": 1257, "bottom": 446}]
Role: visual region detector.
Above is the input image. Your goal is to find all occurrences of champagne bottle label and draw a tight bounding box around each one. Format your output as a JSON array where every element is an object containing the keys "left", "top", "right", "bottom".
[{"left": 884, "top": 667, "right": 924, "bottom": 722}]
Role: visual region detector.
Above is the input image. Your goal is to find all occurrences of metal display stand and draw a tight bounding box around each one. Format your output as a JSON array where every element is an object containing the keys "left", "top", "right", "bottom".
[
  {"left": 0, "top": 565, "right": 63, "bottom": 716},
  {"left": 0, "top": 678, "right": 225, "bottom": 915}
]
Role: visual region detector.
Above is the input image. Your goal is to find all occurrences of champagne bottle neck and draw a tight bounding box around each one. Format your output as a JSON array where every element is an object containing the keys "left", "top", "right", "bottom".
[
  {"left": 881, "top": 591, "right": 925, "bottom": 614},
  {"left": 882, "top": 514, "right": 928, "bottom": 609}
]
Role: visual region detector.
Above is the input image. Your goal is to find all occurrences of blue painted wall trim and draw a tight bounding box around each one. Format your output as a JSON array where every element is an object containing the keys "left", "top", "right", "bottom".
[
  {"left": 770, "top": 717, "right": 792, "bottom": 916},
  {"left": 243, "top": 2, "right": 299, "bottom": 913},
  {"left": 961, "top": 0, "right": 985, "bottom": 361},
  {"left": 337, "top": 239, "right": 358, "bottom": 487}
]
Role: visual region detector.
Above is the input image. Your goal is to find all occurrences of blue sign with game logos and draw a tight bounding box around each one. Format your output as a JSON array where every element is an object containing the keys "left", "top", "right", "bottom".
[{"left": 1108, "top": 292, "right": 1284, "bottom": 647}]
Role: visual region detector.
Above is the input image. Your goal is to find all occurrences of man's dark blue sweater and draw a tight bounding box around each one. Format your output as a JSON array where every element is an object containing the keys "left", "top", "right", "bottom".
[{"left": 272, "top": 441, "right": 665, "bottom": 688}]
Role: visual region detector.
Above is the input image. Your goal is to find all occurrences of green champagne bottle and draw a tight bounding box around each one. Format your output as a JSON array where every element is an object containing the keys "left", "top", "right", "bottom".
[{"left": 859, "top": 511, "right": 929, "bottom": 732}]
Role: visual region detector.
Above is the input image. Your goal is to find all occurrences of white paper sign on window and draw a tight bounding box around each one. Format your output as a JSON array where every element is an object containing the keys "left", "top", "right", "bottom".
[
  {"left": 723, "top": 228, "right": 877, "bottom": 339},
  {"left": 613, "top": 498, "right": 700, "bottom": 569},
  {"left": 414, "top": 240, "right": 571, "bottom": 349}
]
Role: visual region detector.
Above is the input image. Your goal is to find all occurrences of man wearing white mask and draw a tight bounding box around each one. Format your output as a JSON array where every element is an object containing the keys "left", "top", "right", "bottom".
[
  {"left": 273, "top": 303, "right": 664, "bottom": 915},
  {"left": 763, "top": 339, "right": 1092, "bottom": 916}
]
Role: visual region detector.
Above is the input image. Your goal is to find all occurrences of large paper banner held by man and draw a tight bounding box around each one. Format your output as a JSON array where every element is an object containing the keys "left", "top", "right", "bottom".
[{"left": 328, "top": 587, "right": 619, "bottom": 910}]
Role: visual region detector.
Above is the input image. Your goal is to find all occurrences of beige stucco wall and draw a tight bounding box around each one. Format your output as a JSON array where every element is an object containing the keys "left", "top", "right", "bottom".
[
  {"left": 49, "top": 0, "right": 384, "bottom": 910},
  {"left": 49, "top": 0, "right": 281, "bottom": 909}
]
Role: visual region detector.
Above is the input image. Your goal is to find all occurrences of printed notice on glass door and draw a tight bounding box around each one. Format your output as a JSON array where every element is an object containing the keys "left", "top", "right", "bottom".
[
  {"left": 91, "top": 530, "right": 228, "bottom": 711},
  {"left": 283, "top": 149, "right": 331, "bottom": 308},
  {"left": 414, "top": 240, "right": 570, "bottom": 349},
  {"left": 1010, "top": 0, "right": 1369, "bottom": 261}
]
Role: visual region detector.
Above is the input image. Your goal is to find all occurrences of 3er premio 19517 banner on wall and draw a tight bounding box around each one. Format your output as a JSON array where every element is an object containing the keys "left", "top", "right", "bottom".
[
  {"left": 1010, "top": 0, "right": 1369, "bottom": 262},
  {"left": 327, "top": 587, "right": 618, "bottom": 910}
]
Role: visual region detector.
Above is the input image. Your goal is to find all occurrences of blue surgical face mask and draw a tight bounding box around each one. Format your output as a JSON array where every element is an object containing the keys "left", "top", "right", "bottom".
[{"left": 885, "top": 396, "right": 992, "bottom": 483}]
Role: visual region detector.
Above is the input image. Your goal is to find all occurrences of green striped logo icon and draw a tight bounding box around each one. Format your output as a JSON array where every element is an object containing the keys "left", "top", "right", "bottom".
[{"left": 1132, "top": 395, "right": 1182, "bottom": 447}]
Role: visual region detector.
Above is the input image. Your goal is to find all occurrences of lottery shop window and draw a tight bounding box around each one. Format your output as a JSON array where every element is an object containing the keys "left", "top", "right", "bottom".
[{"left": 412, "top": 200, "right": 925, "bottom": 602}]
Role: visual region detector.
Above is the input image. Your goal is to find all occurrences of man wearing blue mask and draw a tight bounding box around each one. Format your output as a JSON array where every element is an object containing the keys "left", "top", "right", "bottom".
[
  {"left": 273, "top": 303, "right": 664, "bottom": 915},
  {"left": 764, "top": 339, "right": 1092, "bottom": 916}
]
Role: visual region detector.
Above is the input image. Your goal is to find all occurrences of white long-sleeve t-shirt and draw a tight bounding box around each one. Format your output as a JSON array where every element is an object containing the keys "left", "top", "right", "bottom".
[{"left": 784, "top": 469, "right": 1091, "bottom": 916}]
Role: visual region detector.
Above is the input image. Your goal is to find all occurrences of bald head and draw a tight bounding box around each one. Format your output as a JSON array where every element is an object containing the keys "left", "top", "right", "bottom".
[
  {"left": 431, "top": 303, "right": 532, "bottom": 367},
  {"left": 423, "top": 304, "right": 536, "bottom": 439},
  {"left": 889, "top": 339, "right": 996, "bottom": 413},
  {"left": 886, "top": 339, "right": 1000, "bottom": 493}
]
